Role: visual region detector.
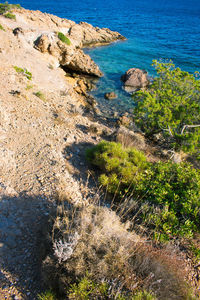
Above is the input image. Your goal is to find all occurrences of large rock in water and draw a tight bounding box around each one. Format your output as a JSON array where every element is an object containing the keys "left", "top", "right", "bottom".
[{"left": 121, "top": 68, "right": 149, "bottom": 93}]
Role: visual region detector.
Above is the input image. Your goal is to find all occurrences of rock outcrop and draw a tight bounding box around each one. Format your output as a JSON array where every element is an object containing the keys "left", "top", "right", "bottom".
[
  {"left": 0, "top": 7, "right": 125, "bottom": 78},
  {"left": 69, "top": 22, "right": 126, "bottom": 48},
  {"left": 34, "top": 34, "right": 103, "bottom": 77},
  {"left": 121, "top": 68, "right": 149, "bottom": 92}
]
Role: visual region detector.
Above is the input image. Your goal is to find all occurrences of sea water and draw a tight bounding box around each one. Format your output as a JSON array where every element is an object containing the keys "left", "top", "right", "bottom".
[{"left": 18, "top": 0, "right": 200, "bottom": 114}]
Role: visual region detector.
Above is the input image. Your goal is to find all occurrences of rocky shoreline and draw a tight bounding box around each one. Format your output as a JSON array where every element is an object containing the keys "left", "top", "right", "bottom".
[
  {"left": 0, "top": 5, "right": 199, "bottom": 300},
  {"left": 0, "top": 6, "right": 128, "bottom": 299}
]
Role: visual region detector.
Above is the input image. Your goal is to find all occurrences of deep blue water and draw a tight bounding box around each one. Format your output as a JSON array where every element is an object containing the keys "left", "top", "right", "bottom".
[{"left": 18, "top": 0, "right": 200, "bottom": 114}]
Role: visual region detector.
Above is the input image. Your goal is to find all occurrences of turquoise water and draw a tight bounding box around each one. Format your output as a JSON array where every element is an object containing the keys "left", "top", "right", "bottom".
[{"left": 19, "top": 0, "right": 200, "bottom": 114}]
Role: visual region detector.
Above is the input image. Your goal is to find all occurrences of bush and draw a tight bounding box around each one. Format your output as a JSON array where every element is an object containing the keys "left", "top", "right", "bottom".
[
  {"left": 86, "top": 141, "right": 200, "bottom": 240},
  {"left": 57, "top": 32, "right": 71, "bottom": 45},
  {"left": 42, "top": 204, "right": 190, "bottom": 299},
  {"left": 4, "top": 11, "right": 15, "bottom": 19},
  {"left": 13, "top": 66, "right": 32, "bottom": 80},
  {"left": 0, "top": 23, "right": 5, "bottom": 30},
  {"left": 68, "top": 275, "right": 157, "bottom": 299},
  {"left": 133, "top": 60, "right": 200, "bottom": 153},
  {"left": 0, "top": 2, "right": 21, "bottom": 14},
  {"left": 136, "top": 161, "right": 200, "bottom": 240},
  {"left": 37, "top": 290, "right": 56, "bottom": 300},
  {"left": 86, "top": 141, "right": 148, "bottom": 194}
]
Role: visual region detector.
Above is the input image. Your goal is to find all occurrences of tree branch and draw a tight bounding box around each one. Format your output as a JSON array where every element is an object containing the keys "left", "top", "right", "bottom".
[{"left": 181, "top": 124, "right": 200, "bottom": 135}]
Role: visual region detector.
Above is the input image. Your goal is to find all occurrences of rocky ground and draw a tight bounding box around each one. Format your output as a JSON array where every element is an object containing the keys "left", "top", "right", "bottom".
[{"left": 0, "top": 8, "right": 124, "bottom": 299}]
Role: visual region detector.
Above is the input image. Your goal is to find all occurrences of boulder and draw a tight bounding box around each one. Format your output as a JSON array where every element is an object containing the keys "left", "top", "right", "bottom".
[
  {"left": 65, "top": 49, "right": 103, "bottom": 77},
  {"left": 116, "top": 126, "right": 146, "bottom": 150},
  {"left": 13, "top": 27, "right": 24, "bottom": 36},
  {"left": 121, "top": 68, "right": 149, "bottom": 92},
  {"left": 104, "top": 92, "right": 117, "bottom": 100},
  {"left": 34, "top": 34, "right": 51, "bottom": 53}
]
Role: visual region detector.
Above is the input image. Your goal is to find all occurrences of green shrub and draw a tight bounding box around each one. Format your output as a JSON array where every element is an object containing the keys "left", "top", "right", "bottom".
[
  {"left": 57, "top": 32, "right": 71, "bottom": 45},
  {"left": 0, "top": 2, "right": 21, "bottom": 14},
  {"left": 4, "top": 11, "right": 15, "bottom": 19},
  {"left": 68, "top": 275, "right": 157, "bottom": 299},
  {"left": 86, "top": 141, "right": 148, "bottom": 194},
  {"left": 0, "top": 23, "right": 5, "bottom": 30},
  {"left": 136, "top": 161, "right": 200, "bottom": 240},
  {"left": 86, "top": 141, "right": 200, "bottom": 240},
  {"left": 133, "top": 60, "right": 200, "bottom": 153},
  {"left": 37, "top": 290, "right": 56, "bottom": 300},
  {"left": 68, "top": 276, "right": 108, "bottom": 299},
  {"left": 25, "top": 84, "right": 33, "bottom": 90},
  {"left": 13, "top": 66, "right": 32, "bottom": 80}
]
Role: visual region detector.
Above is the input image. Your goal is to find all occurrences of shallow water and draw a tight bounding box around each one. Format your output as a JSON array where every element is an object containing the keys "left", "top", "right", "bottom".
[{"left": 19, "top": 0, "right": 200, "bottom": 114}]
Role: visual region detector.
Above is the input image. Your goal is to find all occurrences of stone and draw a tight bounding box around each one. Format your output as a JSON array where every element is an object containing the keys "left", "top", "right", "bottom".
[
  {"left": 115, "top": 126, "right": 146, "bottom": 150},
  {"left": 104, "top": 92, "right": 117, "bottom": 100},
  {"left": 117, "top": 115, "right": 131, "bottom": 127},
  {"left": 34, "top": 34, "right": 51, "bottom": 53},
  {"left": 121, "top": 68, "right": 149, "bottom": 92},
  {"left": 65, "top": 49, "right": 103, "bottom": 77},
  {"left": 13, "top": 27, "right": 24, "bottom": 36}
]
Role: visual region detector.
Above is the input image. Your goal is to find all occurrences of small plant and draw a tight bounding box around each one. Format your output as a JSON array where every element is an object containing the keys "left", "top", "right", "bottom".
[
  {"left": 34, "top": 91, "right": 46, "bottom": 101},
  {"left": 25, "top": 84, "right": 33, "bottom": 90},
  {"left": 58, "top": 32, "right": 71, "bottom": 45},
  {"left": 37, "top": 290, "right": 56, "bottom": 300},
  {"left": 13, "top": 66, "right": 32, "bottom": 80},
  {"left": 4, "top": 11, "right": 15, "bottom": 19},
  {"left": 0, "top": 23, "right": 5, "bottom": 31},
  {"left": 68, "top": 276, "right": 157, "bottom": 299},
  {"left": 68, "top": 275, "right": 108, "bottom": 299}
]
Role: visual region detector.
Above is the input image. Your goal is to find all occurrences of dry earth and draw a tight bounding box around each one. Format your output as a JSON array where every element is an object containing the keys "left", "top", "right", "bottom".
[{"left": 0, "top": 8, "right": 120, "bottom": 299}]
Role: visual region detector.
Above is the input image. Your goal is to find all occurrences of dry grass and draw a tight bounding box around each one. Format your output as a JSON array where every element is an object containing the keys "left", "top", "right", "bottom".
[
  {"left": 116, "top": 126, "right": 146, "bottom": 150},
  {"left": 41, "top": 198, "right": 191, "bottom": 299}
]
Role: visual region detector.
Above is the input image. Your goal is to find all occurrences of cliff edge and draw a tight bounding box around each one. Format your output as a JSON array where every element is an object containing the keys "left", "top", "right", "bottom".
[{"left": 0, "top": 6, "right": 124, "bottom": 298}]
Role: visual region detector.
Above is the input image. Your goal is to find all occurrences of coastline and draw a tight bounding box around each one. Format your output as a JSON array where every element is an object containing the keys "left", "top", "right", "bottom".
[
  {"left": 0, "top": 5, "right": 199, "bottom": 299},
  {"left": 0, "top": 6, "right": 127, "bottom": 298}
]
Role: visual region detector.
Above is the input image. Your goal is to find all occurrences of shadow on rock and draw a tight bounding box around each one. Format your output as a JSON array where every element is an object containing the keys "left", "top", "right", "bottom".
[{"left": 0, "top": 192, "right": 55, "bottom": 299}]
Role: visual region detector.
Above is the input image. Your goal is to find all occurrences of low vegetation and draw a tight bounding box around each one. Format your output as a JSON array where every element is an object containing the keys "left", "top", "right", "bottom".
[
  {"left": 0, "top": 23, "right": 5, "bottom": 30},
  {"left": 0, "top": 2, "right": 21, "bottom": 14},
  {"left": 42, "top": 204, "right": 190, "bottom": 299},
  {"left": 67, "top": 275, "right": 156, "bottom": 299},
  {"left": 0, "top": 2, "right": 21, "bottom": 20},
  {"left": 34, "top": 91, "right": 46, "bottom": 101},
  {"left": 38, "top": 290, "right": 56, "bottom": 300},
  {"left": 4, "top": 11, "right": 15, "bottom": 19},
  {"left": 13, "top": 66, "right": 32, "bottom": 80},
  {"left": 133, "top": 60, "right": 200, "bottom": 154},
  {"left": 86, "top": 141, "right": 200, "bottom": 240},
  {"left": 57, "top": 32, "right": 71, "bottom": 45}
]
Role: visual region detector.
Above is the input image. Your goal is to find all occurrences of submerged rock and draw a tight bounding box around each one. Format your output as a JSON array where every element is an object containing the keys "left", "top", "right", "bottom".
[
  {"left": 104, "top": 91, "right": 117, "bottom": 100},
  {"left": 121, "top": 68, "right": 149, "bottom": 93}
]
